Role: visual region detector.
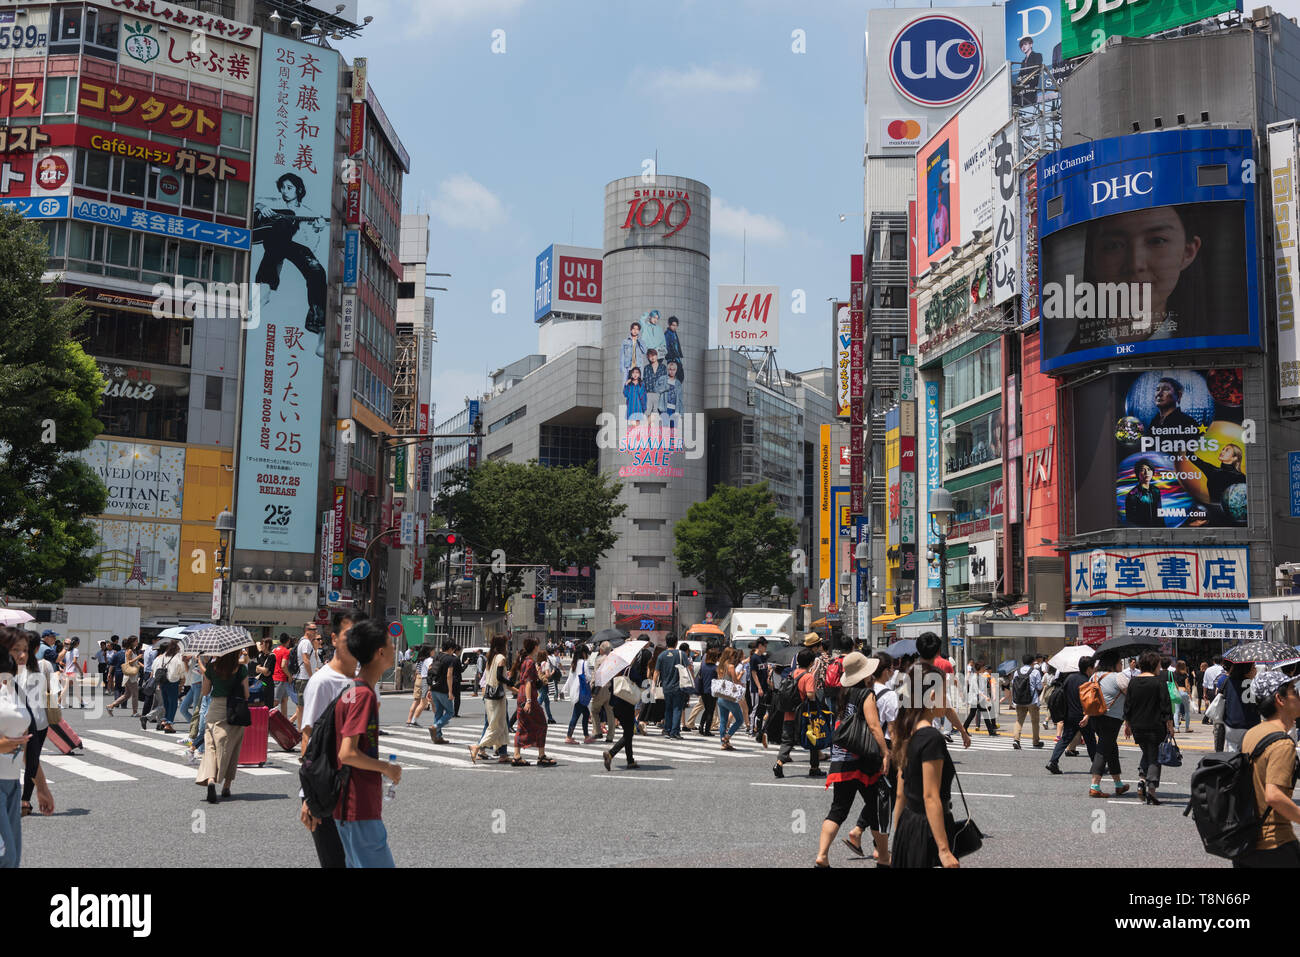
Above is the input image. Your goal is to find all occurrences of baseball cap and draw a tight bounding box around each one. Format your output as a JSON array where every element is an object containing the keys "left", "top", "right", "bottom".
[
  {"left": 1250, "top": 670, "right": 1300, "bottom": 702},
  {"left": 41, "top": 630, "right": 57, "bottom": 638}
]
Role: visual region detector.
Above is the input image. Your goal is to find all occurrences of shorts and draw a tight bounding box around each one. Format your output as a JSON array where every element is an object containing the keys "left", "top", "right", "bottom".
[
  {"left": 412, "top": 676, "right": 424, "bottom": 699},
  {"left": 274, "top": 680, "right": 293, "bottom": 702},
  {"left": 294, "top": 678, "right": 309, "bottom": 698}
]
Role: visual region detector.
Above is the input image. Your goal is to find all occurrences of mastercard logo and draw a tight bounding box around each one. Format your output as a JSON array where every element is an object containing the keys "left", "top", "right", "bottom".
[{"left": 887, "top": 120, "right": 922, "bottom": 141}]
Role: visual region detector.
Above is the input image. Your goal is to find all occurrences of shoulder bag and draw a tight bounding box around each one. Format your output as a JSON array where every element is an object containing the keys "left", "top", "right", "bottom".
[
  {"left": 483, "top": 657, "right": 506, "bottom": 701},
  {"left": 122, "top": 653, "right": 140, "bottom": 678},
  {"left": 832, "top": 687, "right": 883, "bottom": 773},
  {"left": 1157, "top": 734, "right": 1182, "bottom": 767},
  {"left": 946, "top": 769, "right": 984, "bottom": 859},
  {"left": 613, "top": 675, "right": 640, "bottom": 704},
  {"left": 226, "top": 670, "right": 251, "bottom": 727}
]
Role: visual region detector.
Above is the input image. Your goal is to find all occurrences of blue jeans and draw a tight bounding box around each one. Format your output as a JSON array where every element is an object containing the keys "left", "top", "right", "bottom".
[
  {"left": 161, "top": 679, "right": 180, "bottom": 723},
  {"left": 567, "top": 702, "right": 590, "bottom": 738},
  {"left": 178, "top": 681, "right": 201, "bottom": 722},
  {"left": 0, "top": 779, "right": 20, "bottom": 868},
  {"left": 1174, "top": 691, "right": 1191, "bottom": 732},
  {"left": 538, "top": 684, "right": 555, "bottom": 721},
  {"left": 718, "top": 699, "right": 743, "bottom": 739},
  {"left": 195, "top": 694, "right": 212, "bottom": 753},
  {"left": 431, "top": 692, "right": 454, "bottom": 732},
  {"left": 336, "top": 818, "right": 395, "bottom": 868},
  {"left": 663, "top": 688, "right": 684, "bottom": 736}
]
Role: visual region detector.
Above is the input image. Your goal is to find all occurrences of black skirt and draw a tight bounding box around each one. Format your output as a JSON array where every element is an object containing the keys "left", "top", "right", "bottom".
[{"left": 892, "top": 805, "right": 953, "bottom": 869}]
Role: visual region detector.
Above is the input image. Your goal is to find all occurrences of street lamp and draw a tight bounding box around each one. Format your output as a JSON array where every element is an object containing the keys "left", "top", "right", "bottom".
[
  {"left": 928, "top": 487, "right": 955, "bottom": 655},
  {"left": 214, "top": 509, "right": 236, "bottom": 625},
  {"left": 769, "top": 584, "right": 781, "bottom": 609}
]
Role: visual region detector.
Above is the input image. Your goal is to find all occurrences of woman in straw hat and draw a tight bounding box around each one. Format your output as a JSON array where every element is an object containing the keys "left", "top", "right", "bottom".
[{"left": 814, "top": 652, "right": 890, "bottom": 868}]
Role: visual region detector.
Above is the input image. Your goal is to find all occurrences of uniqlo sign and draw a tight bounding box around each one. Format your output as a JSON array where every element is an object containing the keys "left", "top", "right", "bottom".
[{"left": 557, "top": 255, "right": 602, "bottom": 304}]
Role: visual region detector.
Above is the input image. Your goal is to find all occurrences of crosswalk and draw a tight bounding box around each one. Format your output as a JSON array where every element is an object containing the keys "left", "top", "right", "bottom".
[{"left": 33, "top": 719, "right": 782, "bottom": 786}]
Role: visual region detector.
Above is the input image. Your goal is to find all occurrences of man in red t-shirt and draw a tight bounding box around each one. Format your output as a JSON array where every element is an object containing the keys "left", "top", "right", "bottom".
[
  {"left": 773, "top": 646, "right": 823, "bottom": 779},
  {"left": 332, "top": 618, "right": 400, "bottom": 868},
  {"left": 272, "top": 634, "right": 295, "bottom": 719}
]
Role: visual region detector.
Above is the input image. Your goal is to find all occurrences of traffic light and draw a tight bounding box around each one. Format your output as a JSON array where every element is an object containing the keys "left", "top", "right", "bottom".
[
  {"left": 429, "top": 530, "right": 458, "bottom": 548},
  {"left": 682, "top": 589, "right": 699, "bottom": 598}
]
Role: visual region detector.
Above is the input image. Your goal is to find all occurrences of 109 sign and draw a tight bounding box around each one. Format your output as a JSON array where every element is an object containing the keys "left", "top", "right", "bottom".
[
  {"left": 889, "top": 14, "right": 984, "bottom": 107},
  {"left": 620, "top": 190, "right": 692, "bottom": 239}
]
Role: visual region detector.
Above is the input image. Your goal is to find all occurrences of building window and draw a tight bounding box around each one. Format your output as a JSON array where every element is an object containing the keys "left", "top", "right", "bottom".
[
  {"left": 942, "top": 342, "right": 1001, "bottom": 410},
  {"left": 942, "top": 409, "right": 1002, "bottom": 476},
  {"left": 205, "top": 375, "right": 223, "bottom": 411},
  {"left": 488, "top": 406, "right": 526, "bottom": 434},
  {"left": 44, "top": 76, "right": 78, "bottom": 115}
]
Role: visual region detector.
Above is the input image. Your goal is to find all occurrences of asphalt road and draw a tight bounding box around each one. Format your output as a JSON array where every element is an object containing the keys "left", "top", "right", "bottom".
[{"left": 19, "top": 690, "right": 1226, "bottom": 869}]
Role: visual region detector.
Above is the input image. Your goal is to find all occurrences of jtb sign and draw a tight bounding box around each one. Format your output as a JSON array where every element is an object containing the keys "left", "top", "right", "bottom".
[{"left": 890, "top": 15, "right": 984, "bottom": 107}]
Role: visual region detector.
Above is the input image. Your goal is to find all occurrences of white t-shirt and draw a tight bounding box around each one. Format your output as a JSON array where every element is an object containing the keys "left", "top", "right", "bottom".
[
  {"left": 16, "top": 663, "right": 53, "bottom": 732},
  {"left": 0, "top": 678, "right": 30, "bottom": 782},
  {"left": 419, "top": 657, "right": 433, "bottom": 680},
  {"left": 1204, "top": 664, "right": 1224, "bottom": 690},
  {"left": 873, "top": 680, "right": 900, "bottom": 737},
  {"left": 302, "top": 665, "right": 357, "bottom": 732},
  {"left": 297, "top": 638, "right": 319, "bottom": 678},
  {"left": 62, "top": 648, "right": 79, "bottom": 675}
]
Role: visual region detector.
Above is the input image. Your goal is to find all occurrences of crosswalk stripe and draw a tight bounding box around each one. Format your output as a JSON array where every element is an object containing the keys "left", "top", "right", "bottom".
[
  {"left": 374, "top": 741, "right": 476, "bottom": 768},
  {"left": 392, "top": 727, "right": 602, "bottom": 764},
  {"left": 86, "top": 729, "right": 290, "bottom": 776},
  {"left": 41, "top": 754, "right": 135, "bottom": 782},
  {"left": 404, "top": 726, "right": 718, "bottom": 765},
  {"left": 74, "top": 735, "right": 199, "bottom": 779}
]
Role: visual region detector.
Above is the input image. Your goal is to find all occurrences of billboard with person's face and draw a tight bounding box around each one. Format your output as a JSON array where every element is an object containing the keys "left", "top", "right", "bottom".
[{"left": 1037, "top": 129, "right": 1259, "bottom": 372}]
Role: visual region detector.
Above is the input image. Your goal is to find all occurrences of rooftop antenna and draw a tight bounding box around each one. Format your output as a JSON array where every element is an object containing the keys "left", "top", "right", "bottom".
[{"left": 742, "top": 230, "right": 747, "bottom": 283}]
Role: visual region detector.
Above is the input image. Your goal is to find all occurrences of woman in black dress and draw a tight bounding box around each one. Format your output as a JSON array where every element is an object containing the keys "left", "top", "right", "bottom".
[
  {"left": 891, "top": 663, "right": 960, "bottom": 868},
  {"left": 1123, "top": 650, "right": 1175, "bottom": 806}
]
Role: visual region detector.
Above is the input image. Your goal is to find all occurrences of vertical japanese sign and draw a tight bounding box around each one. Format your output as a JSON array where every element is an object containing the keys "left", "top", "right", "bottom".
[
  {"left": 1270, "top": 121, "right": 1300, "bottom": 407},
  {"left": 990, "top": 123, "right": 1017, "bottom": 306},
  {"left": 819, "top": 425, "right": 832, "bottom": 588},
  {"left": 850, "top": 255, "right": 865, "bottom": 515},
  {"left": 835, "top": 302, "right": 851, "bottom": 418},
  {"left": 236, "top": 38, "right": 339, "bottom": 553},
  {"left": 925, "top": 381, "right": 941, "bottom": 588}
]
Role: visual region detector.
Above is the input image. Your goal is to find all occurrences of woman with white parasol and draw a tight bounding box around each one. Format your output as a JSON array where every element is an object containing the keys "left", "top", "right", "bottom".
[{"left": 593, "top": 639, "right": 646, "bottom": 772}]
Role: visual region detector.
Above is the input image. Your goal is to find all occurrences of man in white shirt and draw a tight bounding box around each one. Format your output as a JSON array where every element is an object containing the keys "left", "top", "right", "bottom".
[
  {"left": 1202, "top": 655, "right": 1225, "bottom": 724},
  {"left": 299, "top": 611, "right": 359, "bottom": 869},
  {"left": 294, "top": 623, "right": 321, "bottom": 729}
]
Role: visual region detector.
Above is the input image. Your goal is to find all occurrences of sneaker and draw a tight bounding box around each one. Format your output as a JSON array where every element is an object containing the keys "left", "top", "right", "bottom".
[
  {"left": 1033, "top": 741, "right": 1045, "bottom": 748},
  {"left": 1045, "top": 763, "right": 1062, "bottom": 775},
  {"left": 772, "top": 763, "right": 784, "bottom": 779},
  {"left": 808, "top": 768, "right": 826, "bottom": 779},
  {"left": 1113, "top": 783, "right": 1131, "bottom": 796},
  {"left": 184, "top": 749, "right": 199, "bottom": 766},
  {"left": 1089, "top": 787, "right": 1110, "bottom": 798},
  {"left": 1012, "top": 740, "right": 1021, "bottom": 750}
]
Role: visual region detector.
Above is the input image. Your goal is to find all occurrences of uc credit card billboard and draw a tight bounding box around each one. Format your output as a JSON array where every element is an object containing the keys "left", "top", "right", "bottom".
[
  {"left": 1037, "top": 129, "right": 1259, "bottom": 373},
  {"left": 236, "top": 37, "right": 340, "bottom": 553}
]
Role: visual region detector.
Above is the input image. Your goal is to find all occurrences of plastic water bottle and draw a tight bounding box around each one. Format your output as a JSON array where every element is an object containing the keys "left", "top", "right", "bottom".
[{"left": 385, "top": 754, "right": 398, "bottom": 802}]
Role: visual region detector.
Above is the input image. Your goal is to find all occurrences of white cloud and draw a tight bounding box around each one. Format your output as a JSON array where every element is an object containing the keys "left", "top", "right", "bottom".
[
  {"left": 711, "top": 197, "right": 787, "bottom": 243},
  {"left": 639, "top": 65, "right": 761, "bottom": 95},
  {"left": 430, "top": 174, "right": 507, "bottom": 231}
]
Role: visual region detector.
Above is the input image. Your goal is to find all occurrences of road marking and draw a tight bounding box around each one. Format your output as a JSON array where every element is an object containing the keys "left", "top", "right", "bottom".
[
  {"left": 749, "top": 782, "right": 825, "bottom": 789},
  {"left": 449, "top": 766, "right": 515, "bottom": 774},
  {"left": 962, "top": 792, "right": 1016, "bottom": 798},
  {"left": 74, "top": 735, "right": 198, "bottom": 778},
  {"left": 591, "top": 774, "right": 673, "bottom": 781},
  {"left": 958, "top": 771, "right": 1012, "bottom": 777},
  {"left": 88, "top": 729, "right": 290, "bottom": 775},
  {"left": 41, "top": 754, "right": 135, "bottom": 782}
]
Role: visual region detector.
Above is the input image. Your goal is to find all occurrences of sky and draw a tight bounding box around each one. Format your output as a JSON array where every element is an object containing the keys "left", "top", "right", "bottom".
[{"left": 334, "top": 0, "right": 1006, "bottom": 420}]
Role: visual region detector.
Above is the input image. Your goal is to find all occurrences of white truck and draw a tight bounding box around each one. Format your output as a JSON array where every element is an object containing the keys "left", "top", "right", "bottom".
[{"left": 727, "top": 608, "right": 795, "bottom": 658}]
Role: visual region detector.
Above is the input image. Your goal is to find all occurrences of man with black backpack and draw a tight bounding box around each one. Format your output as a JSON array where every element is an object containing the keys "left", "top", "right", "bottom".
[
  {"left": 773, "top": 647, "right": 823, "bottom": 779},
  {"left": 1232, "top": 671, "right": 1300, "bottom": 867},
  {"left": 299, "top": 611, "right": 362, "bottom": 869},
  {"left": 1010, "top": 654, "right": 1043, "bottom": 751}
]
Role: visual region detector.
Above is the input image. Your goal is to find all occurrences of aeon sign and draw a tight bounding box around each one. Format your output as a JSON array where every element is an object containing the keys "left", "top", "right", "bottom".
[
  {"left": 620, "top": 188, "right": 692, "bottom": 239},
  {"left": 889, "top": 15, "right": 984, "bottom": 107}
]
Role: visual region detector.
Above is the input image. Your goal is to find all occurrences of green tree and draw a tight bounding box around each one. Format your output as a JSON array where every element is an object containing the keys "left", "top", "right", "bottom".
[
  {"left": 674, "top": 482, "right": 797, "bottom": 608},
  {"left": 434, "top": 461, "right": 626, "bottom": 610},
  {"left": 0, "top": 211, "right": 107, "bottom": 601}
]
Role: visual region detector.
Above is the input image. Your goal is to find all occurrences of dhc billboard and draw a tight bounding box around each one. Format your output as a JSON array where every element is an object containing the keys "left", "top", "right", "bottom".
[{"left": 1036, "top": 128, "right": 1259, "bottom": 372}]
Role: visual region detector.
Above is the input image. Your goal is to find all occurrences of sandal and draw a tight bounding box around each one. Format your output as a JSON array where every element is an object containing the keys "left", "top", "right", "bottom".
[
  {"left": 21, "top": 802, "right": 32, "bottom": 818},
  {"left": 841, "top": 838, "right": 865, "bottom": 858},
  {"left": 537, "top": 757, "right": 557, "bottom": 767},
  {"left": 511, "top": 758, "right": 530, "bottom": 767},
  {"left": 468, "top": 745, "right": 480, "bottom": 764}
]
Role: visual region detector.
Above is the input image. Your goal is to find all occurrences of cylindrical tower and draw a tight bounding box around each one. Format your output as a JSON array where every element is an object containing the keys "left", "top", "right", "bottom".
[{"left": 598, "top": 175, "right": 710, "bottom": 626}]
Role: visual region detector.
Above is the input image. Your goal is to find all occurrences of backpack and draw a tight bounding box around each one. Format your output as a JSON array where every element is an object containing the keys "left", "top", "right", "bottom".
[
  {"left": 1043, "top": 680, "right": 1067, "bottom": 723},
  {"left": 1184, "top": 731, "right": 1292, "bottom": 860},
  {"left": 285, "top": 644, "right": 301, "bottom": 678},
  {"left": 299, "top": 681, "right": 363, "bottom": 820},
  {"left": 798, "top": 698, "right": 836, "bottom": 751},
  {"left": 774, "top": 668, "right": 805, "bottom": 714},
  {"left": 1079, "top": 677, "right": 1107, "bottom": 717},
  {"left": 824, "top": 657, "right": 844, "bottom": 691},
  {"left": 1011, "top": 669, "right": 1033, "bottom": 706}
]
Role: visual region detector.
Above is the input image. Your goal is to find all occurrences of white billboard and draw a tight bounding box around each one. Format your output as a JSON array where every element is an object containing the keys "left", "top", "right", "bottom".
[
  {"left": 865, "top": 6, "right": 1008, "bottom": 158},
  {"left": 990, "top": 121, "right": 1018, "bottom": 305},
  {"left": 717, "top": 285, "right": 779, "bottom": 348},
  {"left": 1270, "top": 120, "right": 1300, "bottom": 407},
  {"left": 956, "top": 64, "right": 1012, "bottom": 246}
]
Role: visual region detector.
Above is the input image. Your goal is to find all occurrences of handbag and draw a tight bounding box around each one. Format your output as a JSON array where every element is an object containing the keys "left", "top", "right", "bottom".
[
  {"left": 675, "top": 663, "right": 695, "bottom": 692},
  {"left": 798, "top": 701, "right": 836, "bottom": 751},
  {"left": 710, "top": 678, "right": 743, "bottom": 702},
  {"left": 123, "top": 657, "right": 140, "bottom": 677},
  {"left": 577, "top": 664, "right": 592, "bottom": 707},
  {"left": 1157, "top": 734, "right": 1182, "bottom": 767},
  {"left": 832, "top": 688, "right": 883, "bottom": 773},
  {"left": 945, "top": 771, "right": 984, "bottom": 859},
  {"left": 1204, "top": 690, "right": 1226, "bottom": 723},
  {"left": 613, "top": 675, "right": 640, "bottom": 704},
  {"left": 227, "top": 691, "right": 251, "bottom": 727}
]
